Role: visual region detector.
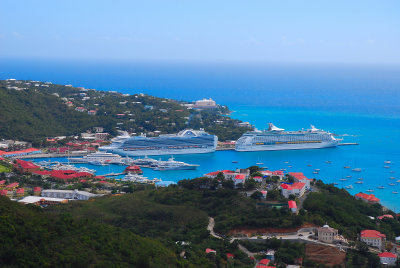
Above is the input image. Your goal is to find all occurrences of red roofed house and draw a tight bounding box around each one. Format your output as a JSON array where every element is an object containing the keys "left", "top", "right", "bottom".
[
  {"left": 0, "top": 189, "right": 8, "bottom": 196},
  {"left": 360, "top": 230, "right": 386, "bottom": 249},
  {"left": 33, "top": 187, "right": 41, "bottom": 196},
  {"left": 234, "top": 174, "right": 246, "bottom": 186},
  {"left": 288, "top": 200, "right": 297, "bottom": 213},
  {"left": 256, "top": 259, "right": 273, "bottom": 268},
  {"left": 13, "top": 159, "right": 40, "bottom": 173},
  {"left": 260, "top": 190, "right": 268, "bottom": 199},
  {"left": 355, "top": 192, "right": 380, "bottom": 204},
  {"left": 205, "top": 248, "right": 216, "bottom": 254},
  {"left": 226, "top": 253, "right": 234, "bottom": 259},
  {"left": 280, "top": 182, "right": 306, "bottom": 198},
  {"left": 288, "top": 172, "right": 313, "bottom": 188},
  {"left": 6, "top": 182, "right": 19, "bottom": 190},
  {"left": 16, "top": 188, "right": 24, "bottom": 198},
  {"left": 253, "top": 176, "right": 263, "bottom": 183},
  {"left": 378, "top": 214, "right": 394, "bottom": 220},
  {"left": 378, "top": 252, "right": 397, "bottom": 266},
  {"left": 0, "top": 180, "right": 6, "bottom": 189}
]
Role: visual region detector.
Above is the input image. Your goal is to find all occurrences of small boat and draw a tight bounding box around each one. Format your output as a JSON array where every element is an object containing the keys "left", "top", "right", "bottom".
[
  {"left": 307, "top": 164, "right": 312, "bottom": 167},
  {"left": 355, "top": 181, "right": 363, "bottom": 184},
  {"left": 392, "top": 191, "right": 398, "bottom": 194},
  {"left": 262, "top": 167, "right": 269, "bottom": 170},
  {"left": 312, "top": 171, "right": 319, "bottom": 174},
  {"left": 389, "top": 183, "right": 396, "bottom": 186},
  {"left": 232, "top": 161, "right": 238, "bottom": 163},
  {"left": 378, "top": 186, "right": 385, "bottom": 189},
  {"left": 346, "top": 175, "right": 352, "bottom": 178},
  {"left": 366, "top": 189, "right": 374, "bottom": 192},
  {"left": 284, "top": 161, "right": 289, "bottom": 164},
  {"left": 344, "top": 166, "right": 351, "bottom": 169},
  {"left": 339, "top": 178, "right": 347, "bottom": 181},
  {"left": 389, "top": 177, "right": 396, "bottom": 180},
  {"left": 256, "top": 162, "right": 264, "bottom": 165},
  {"left": 280, "top": 168, "right": 287, "bottom": 171},
  {"left": 325, "top": 161, "right": 332, "bottom": 164},
  {"left": 352, "top": 168, "right": 362, "bottom": 172},
  {"left": 384, "top": 166, "right": 390, "bottom": 169},
  {"left": 357, "top": 178, "right": 363, "bottom": 180},
  {"left": 384, "top": 160, "right": 391, "bottom": 164},
  {"left": 314, "top": 169, "right": 320, "bottom": 171},
  {"left": 345, "top": 185, "right": 353, "bottom": 189},
  {"left": 397, "top": 180, "right": 400, "bottom": 183},
  {"left": 288, "top": 165, "right": 293, "bottom": 168}
]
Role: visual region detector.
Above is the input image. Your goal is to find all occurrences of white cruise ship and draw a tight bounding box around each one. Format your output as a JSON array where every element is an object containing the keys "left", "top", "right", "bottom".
[
  {"left": 235, "top": 123, "right": 339, "bottom": 152},
  {"left": 69, "top": 152, "right": 123, "bottom": 164},
  {"left": 99, "top": 129, "right": 218, "bottom": 156}
]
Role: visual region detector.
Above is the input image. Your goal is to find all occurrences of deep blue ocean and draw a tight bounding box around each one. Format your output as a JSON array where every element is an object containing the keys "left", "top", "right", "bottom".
[{"left": 1, "top": 59, "right": 400, "bottom": 210}]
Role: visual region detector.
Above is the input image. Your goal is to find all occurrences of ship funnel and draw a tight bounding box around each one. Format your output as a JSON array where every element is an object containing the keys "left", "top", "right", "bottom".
[
  {"left": 268, "top": 123, "right": 284, "bottom": 131},
  {"left": 309, "top": 125, "right": 319, "bottom": 132}
]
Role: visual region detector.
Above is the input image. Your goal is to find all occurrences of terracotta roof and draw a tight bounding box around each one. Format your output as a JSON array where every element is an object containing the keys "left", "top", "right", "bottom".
[
  {"left": 292, "top": 182, "right": 306, "bottom": 189},
  {"left": 378, "top": 252, "right": 397, "bottom": 258},
  {"left": 355, "top": 192, "right": 380, "bottom": 203},
  {"left": 6, "top": 182, "right": 19, "bottom": 189},
  {"left": 0, "top": 190, "right": 8, "bottom": 196},
  {"left": 205, "top": 248, "right": 216, "bottom": 254},
  {"left": 378, "top": 214, "right": 394, "bottom": 220},
  {"left": 226, "top": 253, "right": 234, "bottom": 259},
  {"left": 288, "top": 200, "right": 297, "bottom": 209},
  {"left": 361, "top": 230, "right": 386, "bottom": 239},
  {"left": 235, "top": 174, "right": 246, "bottom": 180},
  {"left": 0, "top": 180, "right": 5, "bottom": 185},
  {"left": 16, "top": 188, "right": 24, "bottom": 194},
  {"left": 33, "top": 187, "right": 41, "bottom": 192},
  {"left": 15, "top": 159, "right": 40, "bottom": 169}
]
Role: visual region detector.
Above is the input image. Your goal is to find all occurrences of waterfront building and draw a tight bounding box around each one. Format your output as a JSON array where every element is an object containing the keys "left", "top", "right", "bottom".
[
  {"left": 16, "top": 188, "right": 25, "bottom": 198},
  {"left": 42, "top": 189, "right": 98, "bottom": 200},
  {"left": 33, "top": 187, "right": 41, "bottom": 196},
  {"left": 0, "top": 148, "right": 41, "bottom": 158},
  {"left": 378, "top": 252, "right": 397, "bottom": 266},
  {"left": 288, "top": 172, "right": 313, "bottom": 188},
  {"left": 355, "top": 192, "right": 380, "bottom": 204},
  {"left": 13, "top": 159, "right": 40, "bottom": 173},
  {"left": 193, "top": 98, "right": 217, "bottom": 109},
  {"left": 280, "top": 182, "right": 306, "bottom": 198},
  {"left": 18, "top": 196, "right": 68, "bottom": 206},
  {"left": 360, "top": 230, "right": 386, "bottom": 249},
  {"left": 317, "top": 224, "right": 338, "bottom": 244}
]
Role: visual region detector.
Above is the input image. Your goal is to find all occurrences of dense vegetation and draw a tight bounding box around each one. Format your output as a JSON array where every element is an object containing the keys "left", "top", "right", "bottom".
[
  {"left": 0, "top": 196, "right": 182, "bottom": 267},
  {"left": 304, "top": 180, "right": 400, "bottom": 240},
  {"left": 0, "top": 80, "right": 251, "bottom": 144}
]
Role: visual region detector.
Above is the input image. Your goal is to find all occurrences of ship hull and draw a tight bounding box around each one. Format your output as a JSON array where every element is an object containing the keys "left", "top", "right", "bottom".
[
  {"left": 235, "top": 141, "right": 338, "bottom": 152},
  {"left": 100, "top": 147, "right": 215, "bottom": 156}
]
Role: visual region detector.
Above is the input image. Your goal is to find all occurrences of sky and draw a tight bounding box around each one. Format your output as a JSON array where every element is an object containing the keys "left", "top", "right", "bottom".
[{"left": 1, "top": 0, "right": 399, "bottom": 63}]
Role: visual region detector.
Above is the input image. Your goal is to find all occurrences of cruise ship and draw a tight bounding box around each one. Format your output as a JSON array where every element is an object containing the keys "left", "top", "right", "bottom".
[
  {"left": 99, "top": 129, "right": 218, "bottom": 156},
  {"left": 235, "top": 123, "right": 339, "bottom": 151}
]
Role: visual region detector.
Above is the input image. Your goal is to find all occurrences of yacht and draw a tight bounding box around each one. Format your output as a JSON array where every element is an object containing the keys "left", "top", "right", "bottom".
[
  {"left": 152, "top": 157, "right": 199, "bottom": 171},
  {"left": 69, "top": 152, "right": 123, "bottom": 165},
  {"left": 355, "top": 181, "right": 363, "bottom": 184},
  {"left": 378, "top": 186, "right": 385, "bottom": 189},
  {"left": 345, "top": 185, "right": 353, "bottom": 189},
  {"left": 121, "top": 173, "right": 149, "bottom": 183},
  {"left": 384, "top": 160, "right": 391, "bottom": 164},
  {"left": 366, "top": 189, "right": 374, "bottom": 192},
  {"left": 352, "top": 168, "right": 362, "bottom": 172}
]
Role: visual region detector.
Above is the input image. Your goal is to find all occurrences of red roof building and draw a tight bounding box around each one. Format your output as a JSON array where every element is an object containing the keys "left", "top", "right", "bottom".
[
  {"left": 256, "top": 259, "right": 274, "bottom": 268},
  {"left": 378, "top": 214, "right": 394, "bottom": 220},
  {"left": 125, "top": 165, "right": 143, "bottom": 174},
  {"left": 226, "top": 253, "right": 234, "bottom": 259},
  {"left": 281, "top": 182, "right": 306, "bottom": 198},
  {"left": 288, "top": 172, "right": 313, "bottom": 188},
  {"left": 13, "top": 159, "right": 40, "bottom": 173},
  {"left": 0, "top": 189, "right": 8, "bottom": 196},
  {"left": 0, "top": 148, "right": 41, "bottom": 157},
  {"left": 33, "top": 187, "right": 41, "bottom": 196},
  {"left": 360, "top": 230, "right": 386, "bottom": 249},
  {"left": 6, "top": 182, "right": 19, "bottom": 190},
  {"left": 288, "top": 200, "right": 297, "bottom": 212},
  {"left": 205, "top": 248, "right": 216, "bottom": 254},
  {"left": 16, "top": 188, "right": 25, "bottom": 197},
  {"left": 378, "top": 252, "right": 397, "bottom": 265},
  {"left": 355, "top": 192, "right": 380, "bottom": 204}
]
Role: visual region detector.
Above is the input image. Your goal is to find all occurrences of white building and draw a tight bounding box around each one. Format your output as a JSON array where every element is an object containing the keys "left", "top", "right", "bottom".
[
  {"left": 280, "top": 182, "right": 306, "bottom": 198},
  {"left": 318, "top": 224, "right": 338, "bottom": 244},
  {"left": 378, "top": 252, "right": 397, "bottom": 266},
  {"left": 193, "top": 98, "right": 217, "bottom": 109},
  {"left": 360, "top": 230, "right": 386, "bottom": 250},
  {"left": 42, "top": 189, "right": 98, "bottom": 200}
]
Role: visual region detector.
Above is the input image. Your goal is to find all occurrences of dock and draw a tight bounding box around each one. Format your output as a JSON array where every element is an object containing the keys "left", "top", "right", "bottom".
[{"left": 338, "top": 143, "right": 359, "bottom": 146}]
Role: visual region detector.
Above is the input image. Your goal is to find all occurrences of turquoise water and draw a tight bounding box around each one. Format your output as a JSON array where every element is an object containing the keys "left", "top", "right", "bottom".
[{"left": 2, "top": 59, "right": 400, "bottom": 210}]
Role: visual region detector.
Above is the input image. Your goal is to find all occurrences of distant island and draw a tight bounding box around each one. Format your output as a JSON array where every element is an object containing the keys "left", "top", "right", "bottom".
[{"left": 0, "top": 79, "right": 252, "bottom": 146}]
